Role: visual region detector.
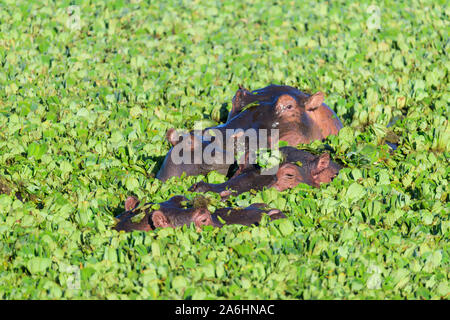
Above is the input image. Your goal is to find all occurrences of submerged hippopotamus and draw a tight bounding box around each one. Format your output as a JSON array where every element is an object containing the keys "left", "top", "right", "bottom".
[
  {"left": 113, "top": 195, "right": 213, "bottom": 232},
  {"left": 189, "top": 146, "right": 341, "bottom": 197},
  {"left": 156, "top": 84, "right": 343, "bottom": 181},
  {"left": 113, "top": 196, "right": 285, "bottom": 232}
]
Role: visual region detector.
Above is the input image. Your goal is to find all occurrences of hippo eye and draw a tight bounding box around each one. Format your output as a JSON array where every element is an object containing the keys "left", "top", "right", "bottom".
[
  {"left": 286, "top": 105, "right": 293, "bottom": 110},
  {"left": 198, "top": 215, "right": 209, "bottom": 224}
]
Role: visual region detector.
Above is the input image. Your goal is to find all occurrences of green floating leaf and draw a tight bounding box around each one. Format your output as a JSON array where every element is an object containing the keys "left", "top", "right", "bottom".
[
  {"left": 126, "top": 177, "right": 139, "bottom": 191},
  {"left": 346, "top": 182, "right": 365, "bottom": 203},
  {"left": 131, "top": 210, "right": 147, "bottom": 224},
  {"left": 278, "top": 219, "right": 295, "bottom": 236},
  {"left": 27, "top": 257, "right": 52, "bottom": 274}
]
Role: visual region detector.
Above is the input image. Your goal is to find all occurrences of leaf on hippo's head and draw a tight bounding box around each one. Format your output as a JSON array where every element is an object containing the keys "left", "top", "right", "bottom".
[
  {"left": 217, "top": 215, "right": 226, "bottom": 224},
  {"left": 134, "top": 202, "right": 154, "bottom": 213},
  {"left": 180, "top": 200, "right": 191, "bottom": 208},
  {"left": 240, "top": 101, "right": 261, "bottom": 112},
  {"left": 257, "top": 148, "right": 284, "bottom": 169},
  {"left": 192, "top": 194, "right": 210, "bottom": 209},
  {"left": 130, "top": 211, "right": 147, "bottom": 224}
]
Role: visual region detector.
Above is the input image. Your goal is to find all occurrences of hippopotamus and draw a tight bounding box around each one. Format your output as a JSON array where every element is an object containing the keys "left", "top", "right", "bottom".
[
  {"left": 113, "top": 195, "right": 214, "bottom": 232},
  {"left": 156, "top": 84, "right": 343, "bottom": 181},
  {"left": 189, "top": 146, "right": 341, "bottom": 197},
  {"left": 113, "top": 196, "right": 286, "bottom": 232},
  {"left": 229, "top": 84, "right": 343, "bottom": 138},
  {"left": 156, "top": 129, "right": 233, "bottom": 181}
]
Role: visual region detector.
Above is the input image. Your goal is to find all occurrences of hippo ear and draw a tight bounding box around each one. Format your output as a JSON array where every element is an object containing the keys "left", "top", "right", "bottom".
[
  {"left": 272, "top": 163, "right": 302, "bottom": 191},
  {"left": 267, "top": 209, "right": 281, "bottom": 216},
  {"left": 125, "top": 196, "right": 140, "bottom": 211},
  {"left": 305, "top": 92, "right": 324, "bottom": 111},
  {"left": 166, "top": 128, "right": 181, "bottom": 146},
  {"left": 312, "top": 153, "right": 330, "bottom": 176},
  {"left": 231, "top": 85, "right": 253, "bottom": 117},
  {"left": 267, "top": 209, "right": 286, "bottom": 221},
  {"left": 152, "top": 210, "right": 171, "bottom": 228},
  {"left": 275, "top": 94, "right": 298, "bottom": 114}
]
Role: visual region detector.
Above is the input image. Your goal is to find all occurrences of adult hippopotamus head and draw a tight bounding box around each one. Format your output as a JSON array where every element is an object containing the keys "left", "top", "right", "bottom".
[{"left": 230, "top": 84, "right": 343, "bottom": 138}]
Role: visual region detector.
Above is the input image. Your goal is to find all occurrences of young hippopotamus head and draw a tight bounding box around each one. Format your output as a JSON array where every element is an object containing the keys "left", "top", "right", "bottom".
[
  {"left": 270, "top": 153, "right": 340, "bottom": 189},
  {"left": 278, "top": 146, "right": 342, "bottom": 186},
  {"left": 190, "top": 147, "right": 341, "bottom": 197},
  {"left": 156, "top": 128, "right": 233, "bottom": 181},
  {"left": 114, "top": 195, "right": 214, "bottom": 232},
  {"left": 212, "top": 203, "right": 286, "bottom": 227}
]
